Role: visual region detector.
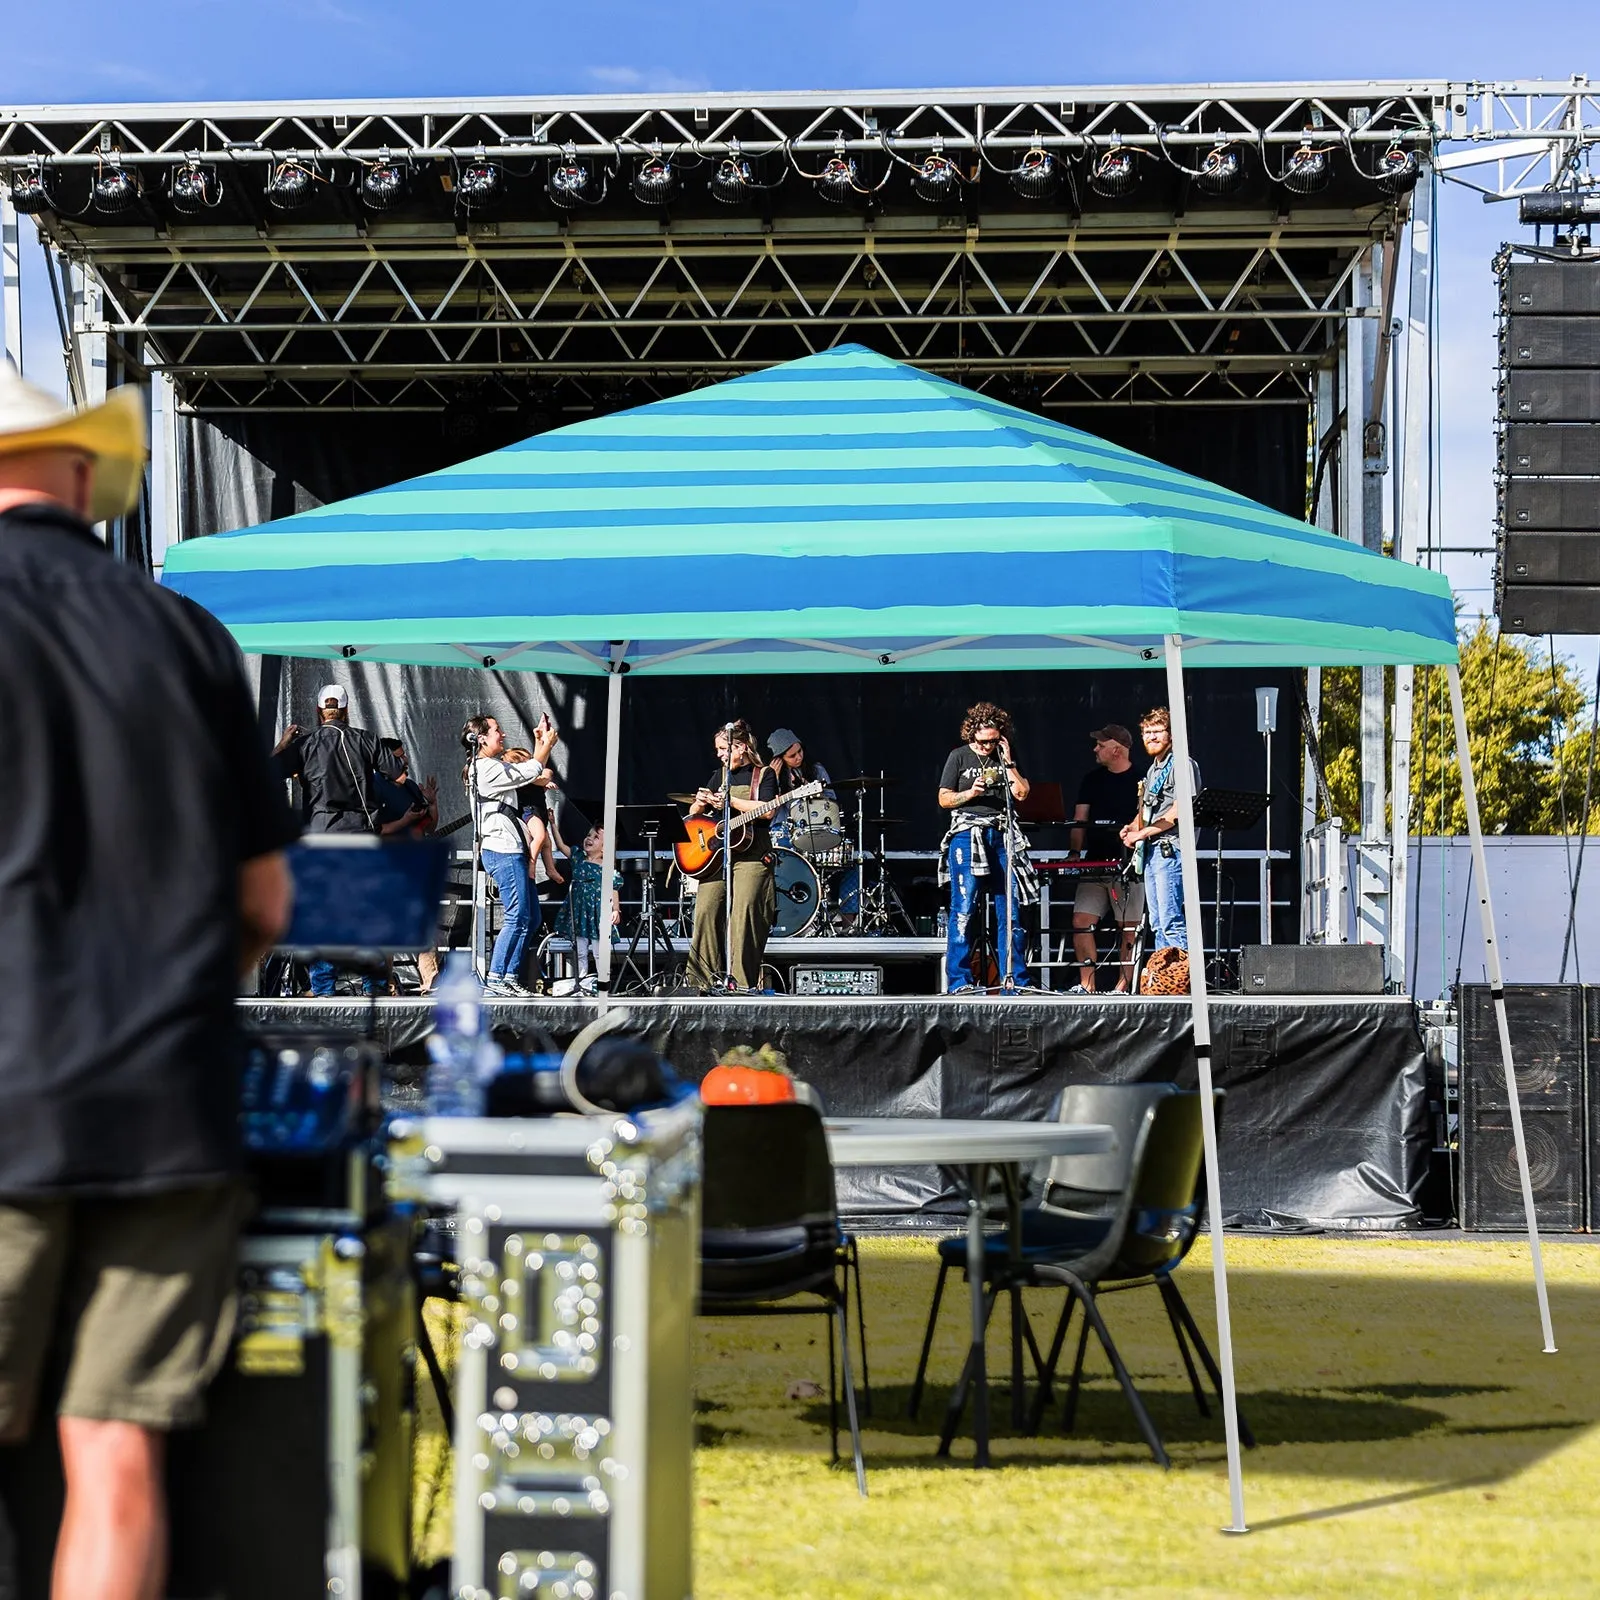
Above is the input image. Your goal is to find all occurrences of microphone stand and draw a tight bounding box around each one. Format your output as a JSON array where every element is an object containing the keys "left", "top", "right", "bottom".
[
  {"left": 720, "top": 746, "right": 737, "bottom": 994},
  {"left": 466, "top": 733, "right": 487, "bottom": 981},
  {"left": 999, "top": 760, "right": 1020, "bottom": 994}
]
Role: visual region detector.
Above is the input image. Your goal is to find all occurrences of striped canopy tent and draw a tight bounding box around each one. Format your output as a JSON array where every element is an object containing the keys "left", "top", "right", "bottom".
[{"left": 163, "top": 345, "right": 1550, "bottom": 1531}]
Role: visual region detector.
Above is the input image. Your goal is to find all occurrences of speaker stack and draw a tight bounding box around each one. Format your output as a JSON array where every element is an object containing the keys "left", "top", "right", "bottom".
[
  {"left": 1495, "top": 252, "right": 1600, "bottom": 634},
  {"left": 1458, "top": 984, "right": 1591, "bottom": 1230}
]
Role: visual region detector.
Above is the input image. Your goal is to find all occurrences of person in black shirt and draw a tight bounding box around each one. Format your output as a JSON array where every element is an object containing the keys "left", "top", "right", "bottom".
[
  {"left": 1068, "top": 724, "right": 1146, "bottom": 993},
  {"left": 684, "top": 720, "right": 778, "bottom": 991},
  {"left": 273, "top": 685, "right": 399, "bottom": 995},
  {"left": 0, "top": 368, "right": 296, "bottom": 1600},
  {"left": 936, "top": 701, "right": 1038, "bottom": 992}
]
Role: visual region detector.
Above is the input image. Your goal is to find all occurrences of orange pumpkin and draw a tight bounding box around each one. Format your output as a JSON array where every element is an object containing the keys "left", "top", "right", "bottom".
[{"left": 699, "top": 1063, "right": 796, "bottom": 1106}]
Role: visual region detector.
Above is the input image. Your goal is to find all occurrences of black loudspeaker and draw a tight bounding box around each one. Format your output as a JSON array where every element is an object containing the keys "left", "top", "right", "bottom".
[
  {"left": 1497, "top": 256, "right": 1600, "bottom": 635},
  {"left": 1458, "top": 984, "right": 1587, "bottom": 1232},
  {"left": 1239, "top": 943, "right": 1385, "bottom": 995}
]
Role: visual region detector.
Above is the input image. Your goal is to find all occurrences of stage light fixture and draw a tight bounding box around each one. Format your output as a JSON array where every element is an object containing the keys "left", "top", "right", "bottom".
[
  {"left": 1373, "top": 142, "right": 1421, "bottom": 196},
  {"left": 632, "top": 150, "right": 676, "bottom": 206},
  {"left": 361, "top": 153, "right": 408, "bottom": 211},
  {"left": 816, "top": 152, "right": 859, "bottom": 205},
  {"left": 265, "top": 158, "right": 317, "bottom": 210},
  {"left": 1009, "top": 146, "right": 1058, "bottom": 201},
  {"left": 168, "top": 159, "right": 221, "bottom": 216},
  {"left": 912, "top": 151, "right": 961, "bottom": 204},
  {"left": 710, "top": 142, "right": 753, "bottom": 204},
  {"left": 1280, "top": 139, "right": 1332, "bottom": 196},
  {"left": 1087, "top": 145, "right": 1138, "bottom": 199},
  {"left": 1193, "top": 142, "right": 1246, "bottom": 197},
  {"left": 7, "top": 162, "right": 52, "bottom": 215},
  {"left": 91, "top": 158, "right": 140, "bottom": 214},
  {"left": 547, "top": 144, "right": 592, "bottom": 209},
  {"left": 456, "top": 149, "right": 501, "bottom": 215}
]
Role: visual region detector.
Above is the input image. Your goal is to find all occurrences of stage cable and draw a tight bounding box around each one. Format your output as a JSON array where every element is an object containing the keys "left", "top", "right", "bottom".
[{"left": 1558, "top": 645, "right": 1600, "bottom": 982}]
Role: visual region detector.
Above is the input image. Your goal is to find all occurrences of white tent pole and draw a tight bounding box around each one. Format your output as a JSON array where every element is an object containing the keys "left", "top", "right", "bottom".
[
  {"left": 1164, "top": 635, "right": 1248, "bottom": 1534},
  {"left": 1446, "top": 663, "right": 1557, "bottom": 1351},
  {"left": 594, "top": 644, "right": 628, "bottom": 999}
]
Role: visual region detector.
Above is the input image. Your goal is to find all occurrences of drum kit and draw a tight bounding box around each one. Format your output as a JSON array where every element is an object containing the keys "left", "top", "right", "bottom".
[{"left": 665, "top": 772, "right": 913, "bottom": 939}]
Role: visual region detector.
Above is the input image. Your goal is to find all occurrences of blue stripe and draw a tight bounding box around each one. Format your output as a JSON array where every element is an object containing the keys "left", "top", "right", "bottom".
[{"left": 166, "top": 548, "right": 1456, "bottom": 643}]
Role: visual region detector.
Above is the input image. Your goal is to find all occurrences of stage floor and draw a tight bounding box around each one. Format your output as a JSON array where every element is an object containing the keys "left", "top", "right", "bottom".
[{"left": 242, "top": 992, "right": 1428, "bottom": 1231}]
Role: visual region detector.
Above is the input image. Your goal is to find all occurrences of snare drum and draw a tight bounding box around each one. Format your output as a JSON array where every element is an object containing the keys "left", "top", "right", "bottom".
[
  {"left": 792, "top": 796, "right": 846, "bottom": 858},
  {"left": 771, "top": 848, "right": 822, "bottom": 938}
]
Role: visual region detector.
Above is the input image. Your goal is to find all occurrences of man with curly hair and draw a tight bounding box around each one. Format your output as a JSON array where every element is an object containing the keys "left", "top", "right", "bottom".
[{"left": 936, "top": 702, "right": 1038, "bottom": 993}]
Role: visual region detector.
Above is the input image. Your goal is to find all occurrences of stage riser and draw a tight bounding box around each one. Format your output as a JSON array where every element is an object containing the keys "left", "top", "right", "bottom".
[{"left": 244, "top": 997, "right": 1428, "bottom": 1231}]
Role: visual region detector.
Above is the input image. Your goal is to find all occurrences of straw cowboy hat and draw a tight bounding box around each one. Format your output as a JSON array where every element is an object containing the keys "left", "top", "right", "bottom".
[{"left": 0, "top": 364, "right": 147, "bottom": 521}]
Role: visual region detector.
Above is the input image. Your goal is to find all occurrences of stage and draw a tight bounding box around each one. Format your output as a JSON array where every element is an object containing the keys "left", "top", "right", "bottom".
[{"left": 241, "top": 992, "right": 1430, "bottom": 1231}]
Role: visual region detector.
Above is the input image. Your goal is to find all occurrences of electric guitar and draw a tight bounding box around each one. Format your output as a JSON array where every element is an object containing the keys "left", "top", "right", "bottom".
[{"left": 674, "top": 780, "right": 825, "bottom": 879}]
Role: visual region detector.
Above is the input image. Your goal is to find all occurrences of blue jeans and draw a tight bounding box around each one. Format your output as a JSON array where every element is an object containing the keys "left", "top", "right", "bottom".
[
  {"left": 944, "top": 828, "right": 1029, "bottom": 990},
  {"left": 484, "top": 849, "right": 539, "bottom": 980},
  {"left": 1144, "top": 844, "right": 1188, "bottom": 951},
  {"left": 308, "top": 960, "right": 374, "bottom": 998}
]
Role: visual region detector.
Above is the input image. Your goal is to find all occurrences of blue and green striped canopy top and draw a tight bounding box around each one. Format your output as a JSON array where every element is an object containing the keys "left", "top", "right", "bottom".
[{"left": 162, "top": 344, "right": 1457, "bottom": 675}]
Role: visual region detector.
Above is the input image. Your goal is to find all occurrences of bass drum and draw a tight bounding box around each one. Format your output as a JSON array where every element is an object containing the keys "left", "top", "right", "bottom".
[{"left": 771, "top": 848, "right": 822, "bottom": 938}]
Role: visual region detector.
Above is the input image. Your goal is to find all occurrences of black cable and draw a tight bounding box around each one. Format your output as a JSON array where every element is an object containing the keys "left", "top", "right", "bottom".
[
  {"left": 1549, "top": 638, "right": 1577, "bottom": 970},
  {"left": 1408, "top": 665, "right": 1428, "bottom": 998},
  {"left": 1559, "top": 644, "right": 1600, "bottom": 981}
]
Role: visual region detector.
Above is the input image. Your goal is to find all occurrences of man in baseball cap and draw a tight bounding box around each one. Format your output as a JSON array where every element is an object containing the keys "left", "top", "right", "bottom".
[{"left": 1068, "top": 723, "right": 1146, "bottom": 993}]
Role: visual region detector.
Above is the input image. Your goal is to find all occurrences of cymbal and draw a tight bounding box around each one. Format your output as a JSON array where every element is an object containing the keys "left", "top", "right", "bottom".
[
  {"left": 835, "top": 774, "right": 898, "bottom": 791},
  {"left": 666, "top": 792, "right": 697, "bottom": 805}
]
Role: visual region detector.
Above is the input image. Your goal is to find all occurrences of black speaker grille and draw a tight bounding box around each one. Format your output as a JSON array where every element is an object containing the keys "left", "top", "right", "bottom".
[
  {"left": 1506, "top": 260, "right": 1600, "bottom": 315},
  {"left": 1504, "top": 316, "right": 1600, "bottom": 368},
  {"left": 1462, "top": 1111, "right": 1585, "bottom": 1231},
  {"left": 1502, "top": 481, "right": 1600, "bottom": 533},
  {"left": 1504, "top": 422, "right": 1600, "bottom": 476},
  {"left": 1503, "top": 370, "right": 1600, "bottom": 422},
  {"left": 1503, "top": 533, "right": 1600, "bottom": 585},
  {"left": 1498, "top": 585, "right": 1600, "bottom": 635}
]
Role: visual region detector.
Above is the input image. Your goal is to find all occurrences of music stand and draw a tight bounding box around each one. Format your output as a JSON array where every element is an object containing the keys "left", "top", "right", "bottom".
[
  {"left": 612, "top": 804, "right": 689, "bottom": 994},
  {"left": 1191, "top": 788, "right": 1270, "bottom": 988}
]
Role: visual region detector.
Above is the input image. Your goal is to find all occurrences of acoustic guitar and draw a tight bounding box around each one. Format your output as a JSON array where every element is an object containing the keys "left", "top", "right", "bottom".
[{"left": 674, "top": 779, "right": 824, "bottom": 879}]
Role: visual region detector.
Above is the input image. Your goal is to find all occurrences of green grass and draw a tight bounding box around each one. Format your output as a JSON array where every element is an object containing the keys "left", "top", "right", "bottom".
[{"left": 416, "top": 1236, "right": 1600, "bottom": 1599}]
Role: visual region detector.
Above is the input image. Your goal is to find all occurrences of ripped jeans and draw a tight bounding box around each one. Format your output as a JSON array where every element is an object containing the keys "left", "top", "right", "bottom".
[{"left": 944, "top": 826, "right": 1030, "bottom": 990}]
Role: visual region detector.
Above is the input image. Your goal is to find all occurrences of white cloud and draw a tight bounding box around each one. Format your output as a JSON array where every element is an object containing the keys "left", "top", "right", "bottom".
[{"left": 585, "top": 65, "right": 708, "bottom": 93}]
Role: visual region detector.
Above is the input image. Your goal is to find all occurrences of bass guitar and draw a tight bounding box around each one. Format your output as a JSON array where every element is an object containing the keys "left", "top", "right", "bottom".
[{"left": 674, "top": 779, "right": 824, "bottom": 879}]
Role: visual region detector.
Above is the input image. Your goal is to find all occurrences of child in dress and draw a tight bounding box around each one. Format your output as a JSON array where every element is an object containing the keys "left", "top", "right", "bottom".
[{"left": 555, "top": 827, "right": 622, "bottom": 991}]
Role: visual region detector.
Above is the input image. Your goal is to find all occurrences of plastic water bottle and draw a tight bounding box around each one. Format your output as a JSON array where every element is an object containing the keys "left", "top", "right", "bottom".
[
  {"left": 936, "top": 908, "right": 948, "bottom": 937},
  {"left": 427, "top": 952, "right": 494, "bottom": 1116}
]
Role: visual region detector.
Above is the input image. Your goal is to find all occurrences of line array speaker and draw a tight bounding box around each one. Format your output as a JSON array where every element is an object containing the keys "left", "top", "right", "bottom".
[
  {"left": 1497, "top": 253, "right": 1600, "bottom": 635},
  {"left": 1458, "top": 984, "right": 1586, "bottom": 1231}
]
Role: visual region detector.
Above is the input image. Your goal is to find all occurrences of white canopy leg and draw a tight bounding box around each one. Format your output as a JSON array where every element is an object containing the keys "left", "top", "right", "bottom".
[
  {"left": 1165, "top": 635, "right": 1248, "bottom": 1534},
  {"left": 595, "top": 647, "right": 627, "bottom": 1001},
  {"left": 1446, "top": 663, "right": 1557, "bottom": 1351}
]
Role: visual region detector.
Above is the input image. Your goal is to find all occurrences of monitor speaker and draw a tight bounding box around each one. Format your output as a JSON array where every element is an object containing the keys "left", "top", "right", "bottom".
[
  {"left": 1239, "top": 943, "right": 1385, "bottom": 995},
  {"left": 1458, "top": 984, "right": 1586, "bottom": 1231}
]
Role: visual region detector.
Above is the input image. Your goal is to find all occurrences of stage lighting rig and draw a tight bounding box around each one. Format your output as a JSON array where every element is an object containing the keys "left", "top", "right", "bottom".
[
  {"left": 912, "top": 148, "right": 961, "bottom": 204},
  {"left": 7, "top": 162, "right": 52, "bottom": 215},
  {"left": 1280, "top": 138, "right": 1332, "bottom": 196},
  {"left": 455, "top": 148, "right": 501, "bottom": 215},
  {"left": 1194, "top": 141, "right": 1247, "bottom": 196},
  {"left": 548, "top": 143, "right": 600, "bottom": 209},
  {"left": 632, "top": 147, "right": 677, "bottom": 206},
  {"left": 1087, "top": 145, "right": 1140, "bottom": 199},
  {"left": 361, "top": 152, "right": 408, "bottom": 211},
  {"left": 91, "top": 157, "right": 140, "bottom": 214},
  {"left": 1373, "top": 141, "right": 1421, "bottom": 195},
  {"left": 265, "top": 158, "right": 318, "bottom": 211},
  {"left": 816, "top": 150, "right": 860, "bottom": 205},
  {"left": 168, "top": 158, "right": 222, "bottom": 216},
  {"left": 1008, "top": 145, "right": 1059, "bottom": 201},
  {"left": 710, "top": 144, "right": 753, "bottom": 204}
]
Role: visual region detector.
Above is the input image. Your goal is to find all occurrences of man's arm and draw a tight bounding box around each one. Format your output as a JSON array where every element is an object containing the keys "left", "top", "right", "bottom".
[
  {"left": 239, "top": 851, "right": 293, "bottom": 976},
  {"left": 1070, "top": 802, "right": 1091, "bottom": 855}
]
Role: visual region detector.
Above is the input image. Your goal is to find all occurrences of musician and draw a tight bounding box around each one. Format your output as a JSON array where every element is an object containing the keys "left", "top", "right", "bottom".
[
  {"left": 684, "top": 720, "right": 779, "bottom": 991},
  {"left": 1120, "top": 706, "right": 1201, "bottom": 953},
  {"left": 765, "top": 727, "right": 836, "bottom": 850},
  {"left": 936, "top": 702, "right": 1038, "bottom": 993},
  {"left": 1068, "top": 724, "right": 1145, "bottom": 993}
]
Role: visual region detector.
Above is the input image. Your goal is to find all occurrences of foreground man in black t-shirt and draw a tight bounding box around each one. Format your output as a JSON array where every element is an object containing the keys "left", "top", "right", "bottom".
[
  {"left": 1068, "top": 724, "right": 1146, "bottom": 993},
  {"left": 0, "top": 369, "right": 297, "bottom": 1600}
]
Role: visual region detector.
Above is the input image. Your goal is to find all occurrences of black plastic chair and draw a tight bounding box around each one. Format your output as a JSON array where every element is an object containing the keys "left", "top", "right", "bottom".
[
  {"left": 698, "top": 1102, "right": 870, "bottom": 1494},
  {"left": 907, "top": 1082, "right": 1176, "bottom": 1432}
]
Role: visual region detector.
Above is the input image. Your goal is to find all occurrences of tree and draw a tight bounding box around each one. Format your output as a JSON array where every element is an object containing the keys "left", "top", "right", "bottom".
[{"left": 1317, "top": 618, "right": 1599, "bottom": 836}]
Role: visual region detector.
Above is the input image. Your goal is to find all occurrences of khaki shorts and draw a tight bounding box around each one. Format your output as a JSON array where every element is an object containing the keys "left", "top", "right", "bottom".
[
  {"left": 1073, "top": 877, "right": 1145, "bottom": 926},
  {"left": 0, "top": 1183, "right": 245, "bottom": 1439}
]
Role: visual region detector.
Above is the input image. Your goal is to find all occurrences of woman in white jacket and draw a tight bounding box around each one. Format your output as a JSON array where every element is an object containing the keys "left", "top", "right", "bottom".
[{"left": 461, "top": 712, "right": 559, "bottom": 996}]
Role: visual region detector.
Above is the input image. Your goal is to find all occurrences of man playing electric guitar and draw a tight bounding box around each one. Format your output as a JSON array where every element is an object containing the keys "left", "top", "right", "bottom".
[{"left": 683, "top": 720, "right": 780, "bottom": 992}]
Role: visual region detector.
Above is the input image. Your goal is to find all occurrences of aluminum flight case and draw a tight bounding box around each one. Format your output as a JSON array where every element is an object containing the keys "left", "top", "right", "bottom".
[{"left": 389, "top": 1101, "right": 701, "bottom": 1600}]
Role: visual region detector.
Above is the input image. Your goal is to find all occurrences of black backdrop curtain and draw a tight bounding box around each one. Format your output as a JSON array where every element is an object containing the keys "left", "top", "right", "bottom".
[{"left": 179, "top": 404, "right": 1309, "bottom": 936}]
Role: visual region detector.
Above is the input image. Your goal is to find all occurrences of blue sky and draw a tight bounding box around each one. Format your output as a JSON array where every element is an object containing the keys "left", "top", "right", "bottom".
[{"left": 3, "top": 2, "right": 1598, "bottom": 662}]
